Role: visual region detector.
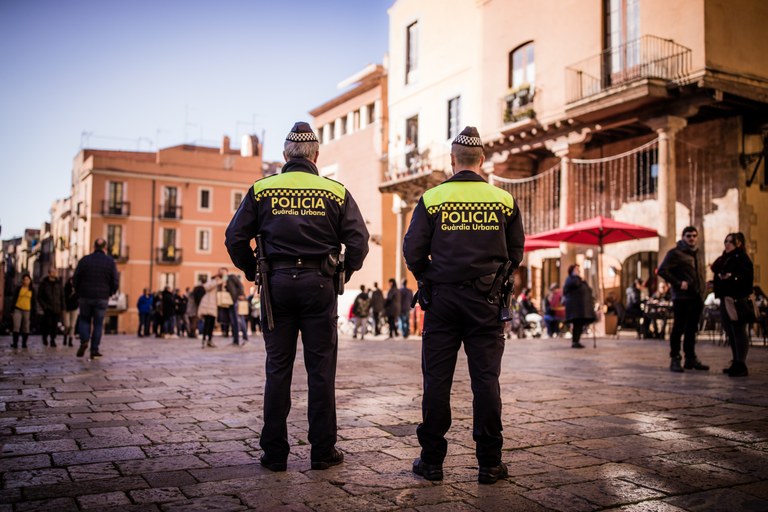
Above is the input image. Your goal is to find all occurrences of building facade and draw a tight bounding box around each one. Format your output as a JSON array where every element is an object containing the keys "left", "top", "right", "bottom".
[
  {"left": 310, "top": 64, "right": 393, "bottom": 288},
  {"left": 384, "top": 0, "right": 768, "bottom": 305},
  {"left": 58, "top": 136, "right": 263, "bottom": 333}
]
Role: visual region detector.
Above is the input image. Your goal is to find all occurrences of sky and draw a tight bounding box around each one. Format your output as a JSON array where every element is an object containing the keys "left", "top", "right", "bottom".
[{"left": 0, "top": 0, "right": 391, "bottom": 240}]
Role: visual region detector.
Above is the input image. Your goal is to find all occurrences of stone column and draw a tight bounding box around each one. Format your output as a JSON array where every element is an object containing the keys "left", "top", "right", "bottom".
[{"left": 647, "top": 116, "right": 687, "bottom": 255}]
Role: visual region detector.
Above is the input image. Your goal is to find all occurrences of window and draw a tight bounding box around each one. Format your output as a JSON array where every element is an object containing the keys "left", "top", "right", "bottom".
[
  {"left": 194, "top": 271, "right": 211, "bottom": 285},
  {"left": 317, "top": 126, "right": 324, "bottom": 144},
  {"left": 163, "top": 186, "right": 179, "bottom": 218},
  {"left": 199, "top": 187, "right": 212, "bottom": 211},
  {"left": 232, "top": 191, "right": 244, "bottom": 213},
  {"left": 197, "top": 228, "right": 211, "bottom": 253},
  {"left": 367, "top": 103, "right": 376, "bottom": 125},
  {"left": 447, "top": 96, "right": 461, "bottom": 140},
  {"left": 340, "top": 116, "right": 347, "bottom": 136},
  {"left": 509, "top": 42, "right": 535, "bottom": 89},
  {"left": 405, "top": 115, "right": 419, "bottom": 170},
  {"left": 406, "top": 21, "right": 419, "bottom": 84},
  {"left": 107, "top": 225, "right": 122, "bottom": 257},
  {"left": 604, "top": 0, "right": 640, "bottom": 81},
  {"left": 107, "top": 182, "right": 124, "bottom": 214},
  {"left": 159, "top": 272, "right": 176, "bottom": 290},
  {"left": 163, "top": 228, "right": 176, "bottom": 249}
]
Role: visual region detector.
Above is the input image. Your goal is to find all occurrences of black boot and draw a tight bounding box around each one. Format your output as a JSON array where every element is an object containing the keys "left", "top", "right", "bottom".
[
  {"left": 50, "top": 337, "right": 57, "bottom": 347},
  {"left": 67, "top": 336, "right": 73, "bottom": 347},
  {"left": 21, "top": 333, "right": 29, "bottom": 348},
  {"left": 670, "top": 357, "right": 684, "bottom": 373},
  {"left": 728, "top": 361, "right": 749, "bottom": 377},
  {"left": 12, "top": 332, "right": 19, "bottom": 349},
  {"left": 684, "top": 358, "right": 709, "bottom": 371},
  {"left": 42, "top": 335, "right": 49, "bottom": 346},
  {"left": 572, "top": 341, "right": 585, "bottom": 349},
  {"left": 722, "top": 361, "right": 734, "bottom": 374}
]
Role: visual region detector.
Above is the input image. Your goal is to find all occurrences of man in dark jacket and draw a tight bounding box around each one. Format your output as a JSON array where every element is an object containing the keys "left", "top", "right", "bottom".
[
  {"left": 225, "top": 121, "right": 369, "bottom": 472},
  {"left": 384, "top": 278, "right": 401, "bottom": 339},
  {"left": 73, "top": 238, "right": 119, "bottom": 358},
  {"left": 37, "top": 267, "right": 65, "bottom": 347},
  {"left": 136, "top": 289, "right": 153, "bottom": 337},
  {"left": 370, "top": 282, "right": 385, "bottom": 335},
  {"left": 657, "top": 226, "right": 708, "bottom": 372},
  {"left": 218, "top": 267, "right": 246, "bottom": 346}
]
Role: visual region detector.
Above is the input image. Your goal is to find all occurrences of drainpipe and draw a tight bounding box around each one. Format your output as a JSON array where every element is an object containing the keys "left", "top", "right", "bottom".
[{"left": 149, "top": 179, "right": 155, "bottom": 291}]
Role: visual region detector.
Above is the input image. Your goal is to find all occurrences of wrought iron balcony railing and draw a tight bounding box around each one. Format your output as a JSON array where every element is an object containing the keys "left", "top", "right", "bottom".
[
  {"left": 156, "top": 247, "right": 182, "bottom": 265},
  {"left": 384, "top": 149, "right": 451, "bottom": 184},
  {"left": 158, "top": 204, "right": 182, "bottom": 220},
  {"left": 565, "top": 35, "right": 692, "bottom": 103},
  {"left": 109, "top": 245, "right": 129, "bottom": 263},
  {"left": 101, "top": 200, "right": 131, "bottom": 217}
]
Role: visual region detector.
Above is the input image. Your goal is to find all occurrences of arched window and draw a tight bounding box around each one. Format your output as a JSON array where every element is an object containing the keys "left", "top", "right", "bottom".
[{"left": 509, "top": 42, "right": 535, "bottom": 89}]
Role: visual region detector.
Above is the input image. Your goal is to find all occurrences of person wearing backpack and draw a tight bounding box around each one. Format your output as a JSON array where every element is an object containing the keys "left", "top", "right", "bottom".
[{"left": 352, "top": 286, "right": 371, "bottom": 339}]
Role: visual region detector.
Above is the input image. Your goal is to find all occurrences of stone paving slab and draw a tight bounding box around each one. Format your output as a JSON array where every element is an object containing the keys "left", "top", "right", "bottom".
[{"left": 1, "top": 332, "right": 767, "bottom": 511}]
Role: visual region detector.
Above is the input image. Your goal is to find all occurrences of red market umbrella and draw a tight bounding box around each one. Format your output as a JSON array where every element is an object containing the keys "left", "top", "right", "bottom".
[
  {"left": 524, "top": 239, "right": 560, "bottom": 252},
  {"left": 527, "top": 216, "right": 659, "bottom": 320}
]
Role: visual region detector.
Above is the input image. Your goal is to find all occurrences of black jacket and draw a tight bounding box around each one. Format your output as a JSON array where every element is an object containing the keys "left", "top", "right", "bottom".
[
  {"left": 711, "top": 247, "right": 753, "bottom": 299},
  {"left": 73, "top": 250, "right": 119, "bottom": 300},
  {"left": 64, "top": 279, "right": 79, "bottom": 311},
  {"left": 38, "top": 277, "right": 65, "bottom": 314},
  {"left": 563, "top": 274, "right": 596, "bottom": 323},
  {"left": 403, "top": 170, "right": 525, "bottom": 283},
  {"left": 385, "top": 286, "right": 401, "bottom": 316},
  {"left": 657, "top": 240, "right": 706, "bottom": 301},
  {"left": 225, "top": 158, "right": 369, "bottom": 282}
]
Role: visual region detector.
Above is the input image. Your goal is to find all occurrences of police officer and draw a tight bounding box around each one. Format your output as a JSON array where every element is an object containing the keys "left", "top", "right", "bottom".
[
  {"left": 403, "top": 126, "right": 524, "bottom": 484},
  {"left": 225, "top": 121, "right": 369, "bottom": 472}
]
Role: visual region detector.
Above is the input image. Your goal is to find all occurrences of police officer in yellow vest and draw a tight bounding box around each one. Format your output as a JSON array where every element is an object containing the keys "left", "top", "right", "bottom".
[
  {"left": 225, "top": 121, "right": 369, "bottom": 472},
  {"left": 404, "top": 126, "right": 524, "bottom": 484}
]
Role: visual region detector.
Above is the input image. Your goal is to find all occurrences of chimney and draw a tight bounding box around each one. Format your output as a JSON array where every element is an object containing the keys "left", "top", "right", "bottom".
[{"left": 220, "top": 135, "right": 231, "bottom": 154}]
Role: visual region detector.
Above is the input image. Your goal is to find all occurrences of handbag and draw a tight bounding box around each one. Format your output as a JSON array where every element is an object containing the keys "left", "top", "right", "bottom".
[
  {"left": 237, "top": 299, "right": 249, "bottom": 316},
  {"left": 724, "top": 296, "right": 757, "bottom": 323},
  {"left": 216, "top": 291, "right": 234, "bottom": 308}
]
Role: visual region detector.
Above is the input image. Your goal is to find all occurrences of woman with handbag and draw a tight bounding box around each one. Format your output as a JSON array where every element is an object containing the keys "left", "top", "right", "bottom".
[
  {"left": 712, "top": 232, "right": 754, "bottom": 377},
  {"left": 563, "top": 264, "right": 596, "bottom": 349}
]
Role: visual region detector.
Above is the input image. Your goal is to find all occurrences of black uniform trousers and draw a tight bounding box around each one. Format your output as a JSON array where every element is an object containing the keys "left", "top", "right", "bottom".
[
  {"left": 669, "top": 297, "right": 704, "bottom": 360},
  {"left": 260, "top": 268, "right": 339, "bottom": 462},
  {"left": 418, "top": 282, "right": 505, "bottom": 467}
]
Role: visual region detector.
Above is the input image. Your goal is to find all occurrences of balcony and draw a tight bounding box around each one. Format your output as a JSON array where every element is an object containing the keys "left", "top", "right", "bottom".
[
  {"left": 379, "top": 149, "right": 449, "bottom": 202},
  {"left": 156, "top": 246, "right": 182, "bottom": 265},
  {"left": 565, "top": 35, "right": 692, "bottom": 119},
  {"left": 501, "top": 84, "right": 535, "bottom": 126},
  {"left": 101, "top": 200, "right": 130, "bottom": 217},
  {"left": 158, "top": 204, "right": 182, "bottom": 220},
  {"left": 109, "top": 245, "right": 129, "bottom": 264}
]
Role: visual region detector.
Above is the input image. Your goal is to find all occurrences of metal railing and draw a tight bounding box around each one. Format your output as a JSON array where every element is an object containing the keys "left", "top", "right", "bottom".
[
  {"left": 384, "top": 148, "right": 451, "bottom": 183},
  {"left": 158, "top": 204, "right": 182, "bottom": 220},
  {"left": 501, "top": 85, "right": 535, "bottom": 126},
  {"left": 156, "top": 247, "right": 182, "bottom": 265},
  {"left": 101, "top": 200, "right": 131, "bottom": 217},
  {"left": 109, "top": 245, "right": 129, "bottom": 263},
  {"left": 566, "top": 35, "right": 692, "bottom": 103}
]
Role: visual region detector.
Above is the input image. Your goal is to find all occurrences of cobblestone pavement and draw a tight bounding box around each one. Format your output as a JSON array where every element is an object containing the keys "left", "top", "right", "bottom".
[{"left": 1, "top": 331, "right": 767, "bottom": 511}]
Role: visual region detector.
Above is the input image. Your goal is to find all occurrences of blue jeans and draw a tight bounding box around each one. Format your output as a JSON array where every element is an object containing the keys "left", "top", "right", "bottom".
[
  {"left": 225, "top": 306, "right": 240, "bottom": 344},
  {"left": 399, "top": 313, "right": 410, "bottom": 338},
  {"left": 78, "top": 298, "right": 108, "bottom": 354},
  {"left": 138, "top": 312, "right": 151, "bottom": 336}
]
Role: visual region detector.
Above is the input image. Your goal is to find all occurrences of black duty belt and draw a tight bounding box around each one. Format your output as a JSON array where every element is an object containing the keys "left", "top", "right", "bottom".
[{"left": 270, "top": 257, "right": 323, "bottom": 270}]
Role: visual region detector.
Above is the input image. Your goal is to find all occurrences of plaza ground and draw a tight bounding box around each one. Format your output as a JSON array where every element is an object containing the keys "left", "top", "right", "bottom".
[{"left": 1, "top": 330, "right": 767, "bottom": 511}]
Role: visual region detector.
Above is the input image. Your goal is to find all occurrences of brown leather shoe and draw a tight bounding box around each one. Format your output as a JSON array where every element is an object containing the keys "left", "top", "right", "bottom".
[
  {"left": 478, "top": 462, "right": 508, "bottom": 484},
  {"left": 311, "top": 448, "right": 344, "bottom": 470}
]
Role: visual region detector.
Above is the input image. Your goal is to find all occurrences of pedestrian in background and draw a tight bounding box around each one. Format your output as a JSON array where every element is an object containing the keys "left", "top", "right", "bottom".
[
  {"left": 352, "top": 285, "right": 371, "bottom": 339},
  {"left": 11, "top": 273, "right": 34, "bottom": 349},
  {"left": 657, "top": 226, "right": 708, "bottom": 373},
  {"left": 73, "top": 238, "right": 119, "bottom": 358},
  {"left": 399, "top": 279, "right": 413, "bottom": 338},
  {"left": 712, "top": 232, "right": 754, "bottom": 377},
  {"left": 403, "top": 126, "right": 524, "bottom": 485},
  {"left": 161, "top": 286, "right": 176, "bottom": 338},
  {"left": 384, "top": 278, "right": 400, "bottom": 339},
  {"left": 136, "top": 288, "right": 153, "bottom": 338},
  {"left": 370, "top": 282, "right": 385, "bottom": 336},
  {"left": 197, "top": 275, "right": 221, "bottom": 348},
  {"left": 38, "top": 267, "right": 65, "bottom": 347},
  {"left": 226, "top": 121, "right": 369, "bottom": 472},
  {"left": 63, "top": 276, "right": 78, "bottom": 347},
  {"left": 563, "top": 264, "right": 595, "bottom": 349}
]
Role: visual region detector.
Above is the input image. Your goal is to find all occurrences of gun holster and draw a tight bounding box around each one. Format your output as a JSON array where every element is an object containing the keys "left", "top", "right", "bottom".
[
  {"left": 321, "top": 253, "right": 339, "bottom": 277},
  {"left": 412, "top": 280, "right": 432, "bottom": 311}
]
